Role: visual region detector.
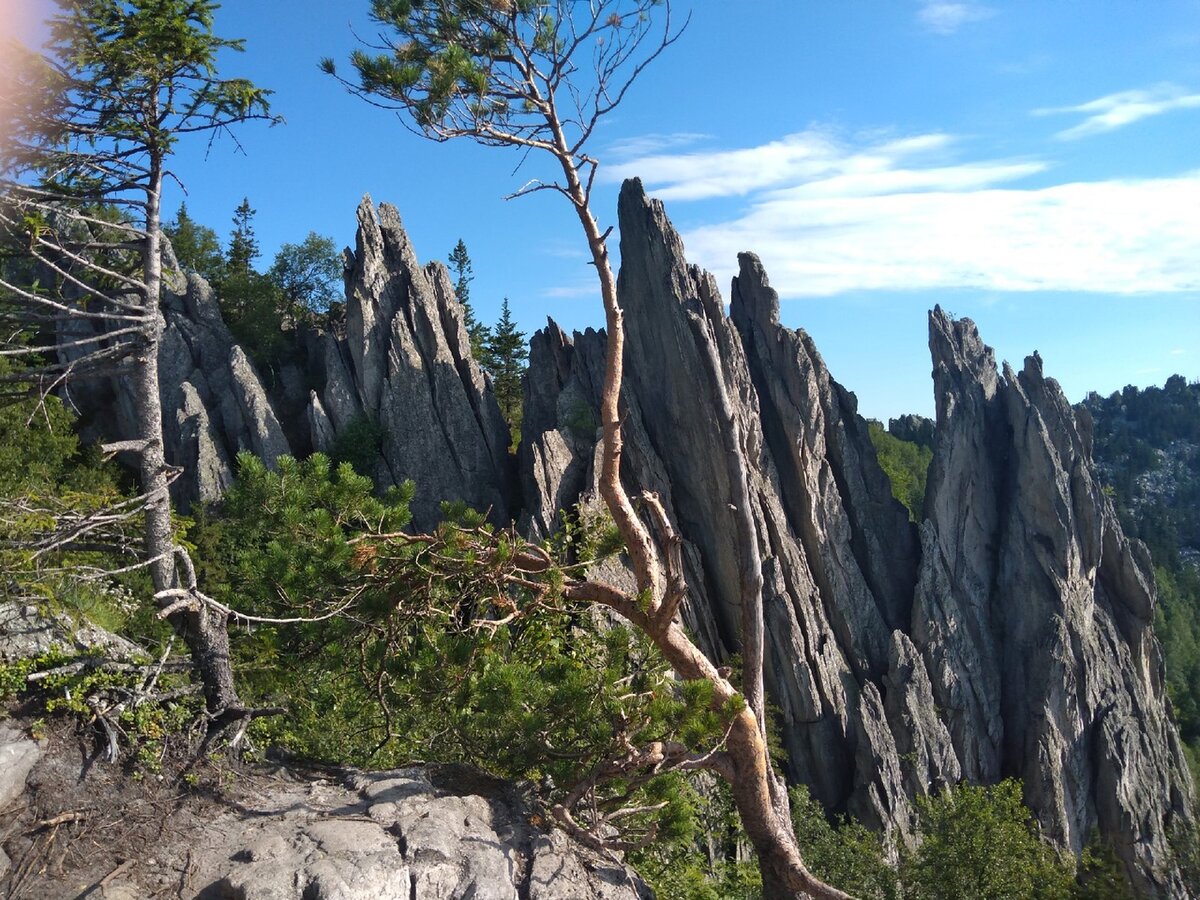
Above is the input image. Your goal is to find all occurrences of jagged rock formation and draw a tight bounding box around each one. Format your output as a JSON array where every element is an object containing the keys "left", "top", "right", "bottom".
[
  {"left": 913, "top": 310, "right": 1195, "bottom": 896},
  {"left": 307, "top": 196, "right": 515, "bottom": 529},
  {"left": 0, "top": 724, "right": 647, "bottom": 899},
  {"left": 519, "top": 179, "right": 1193, "bottom": 893},
  {"left": 209, "top": 767, "right": 650, "bottom": 900},
  {"left": 887, "top": 413, "right": 935, "bottom": 449},
  {"left": 62, "top": 250, "right": 290, "bottom": 512}
]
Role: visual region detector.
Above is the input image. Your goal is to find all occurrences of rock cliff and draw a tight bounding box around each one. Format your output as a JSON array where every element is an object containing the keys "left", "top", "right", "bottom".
[
  {"left": 914, "top": 310, "right": 1195, "bottom": 896},
  {"left": 61, "top": 247, "right": 290, "bottom": 512},
  {"left": 519, "top": 180, "right": 1193, "bottom": 893},
  {"left": 314, "top": 196, "right": 515, "bottom": 529}
]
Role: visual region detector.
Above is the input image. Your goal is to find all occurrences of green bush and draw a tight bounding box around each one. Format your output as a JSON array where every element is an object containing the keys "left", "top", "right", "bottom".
[
  {"left": 900, "top": 780, "right": 1075, "bottom": 900},
  {"left": 868, "top": 422, "right": 932, "bottom": 522}
]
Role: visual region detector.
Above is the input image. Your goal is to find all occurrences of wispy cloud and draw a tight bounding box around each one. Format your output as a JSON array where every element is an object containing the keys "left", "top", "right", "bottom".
[
  {"left": 605, "top": 131, "right": 1040, "bottom": 202},
  {"left": 605, "top": 132, "right": 711, "bottom": 160},
  {"left": 610, "top": 129, "right": 1200, "bottom": 299},
  {"left": 1036, "top": 83, "right": 1200, "bottom": 140},
  {"left": 542, "top": 283, "right": 598, "bottom": 300},
  {"left": 917, "top": 1, "right": 994, "bottom": 35}
]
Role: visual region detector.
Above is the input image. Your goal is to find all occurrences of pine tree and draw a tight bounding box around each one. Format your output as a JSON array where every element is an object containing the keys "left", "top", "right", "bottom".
[
  {"left": 484, "top": 298, "right": 527, "bottom": 444},
  {"left": 227, "top": 197, "right": 260, "bottom": 278},
  {"left": 448, "top": 239, "right": 490, "bottom": 359},
  {"left": 165, "top": 202, "right": 225, "bottom": 282}
]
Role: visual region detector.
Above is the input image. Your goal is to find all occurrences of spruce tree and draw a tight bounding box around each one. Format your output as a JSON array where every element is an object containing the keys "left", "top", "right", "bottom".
[
  {"left": 227, "top": 197, "right": 260, "bottom": 278},
  {"left": 485, "top": 297, "right": 527, "bottom": 442},
  {"left": 165, "top": 202, "right": 225, "bottom": 282},
  {"left": 0, "top": 0, "right": 279, "bottom": 725},
  {"left": 448, "top": 238, "right": 490, "bottom": 359}
]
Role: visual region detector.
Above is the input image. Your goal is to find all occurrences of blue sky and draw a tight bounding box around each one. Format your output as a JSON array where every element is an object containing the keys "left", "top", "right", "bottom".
[{"left": 6, "top": 0, "right": 1200, "bottom": 420}]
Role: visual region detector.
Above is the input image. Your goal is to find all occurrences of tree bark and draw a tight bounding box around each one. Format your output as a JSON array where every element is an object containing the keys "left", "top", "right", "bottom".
[{"left": 140, "top": 153, "right": 242, "bottom": 721}]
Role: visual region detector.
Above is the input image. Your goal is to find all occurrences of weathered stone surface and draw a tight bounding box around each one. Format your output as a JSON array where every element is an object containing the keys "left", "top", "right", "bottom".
[
  {"left": 0, "top": 602, "right": 140, "bottom": 663},
  {"left": 0, "top": 725, "right": 43, "bottom": 813},
  {"left": 306, "top": 391, "right": 336, "bottom": 453},
  {"left": 520, "top": 180, "right": 927, "bottom": 828},
  {"left": 207, "top": 768, "right": 649, "bottom": 900},
  {"left": 914, "top": 308, "right": 1194, "bottom": 896},
  {"left": 518, "top": 183, "right": 1194, "bottom": 892},
  {"left": 324, "top": 197, "right": 514, "bottom": 528},
  {"left": 65, "top": 263, "right": 292, "bottom": 512}
]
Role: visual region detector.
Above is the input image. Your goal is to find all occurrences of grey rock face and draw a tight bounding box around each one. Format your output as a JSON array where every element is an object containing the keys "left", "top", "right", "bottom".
[
  {"left": 0, "top": 725, "right": 43, "bottom": 814},
  {"left": 208, "top": 767, "right": 649, "bottom": 900},
  {"left": 914, "top": 308, "right": 1194, "bottom": 896},
  {"left": 518, "top": 182, "right": 1194, "bottom": 892},
  {"left": 65, "top": 264, "right": 292, "bottom": 512},
  {"left": 0, "top": 601, "right": 140, "bottom": 663},
  {"left": 321, "top": 196, "right": 514, "bottom": 528},
  {"left": 520, "top": 180, "right": 939, "bottom": 835}
]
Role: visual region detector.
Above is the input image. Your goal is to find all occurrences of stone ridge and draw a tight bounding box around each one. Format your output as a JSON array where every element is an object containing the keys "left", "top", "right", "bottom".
[
  {"left": 917, "top": 314, "right": 1194, "bottom": 896},
  {"left": 62, "top": 246, "right": 290, "bottom": 512},
  {"left": 519, "top": 179, "right": 1194, "bottom": 894},
  {"left": 314, "top": 195, "right": 515, "bottom": 529},
  {"left": 55, "top": 185, "right": 1195, "bottom": 895}
]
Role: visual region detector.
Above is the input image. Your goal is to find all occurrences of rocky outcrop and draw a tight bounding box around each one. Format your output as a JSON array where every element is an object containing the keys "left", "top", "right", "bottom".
[
  {"left": 0, "top": 736, "right": 648, "bottom": 899},
  {"left": 61, "top": 248, "right": 290, "bottom": 512},
  {"left": 914, "top": 309, "right": 1194, "bottom": 896},
  {"left": 520, "top": 180, "right": 949, "bottom": 835},
  {"left": 519, "top": 180, "right": 1193, "bottom": 893},
  {"left": 210, "top": 767, "right": 649, "bottom": 900},
  {"left": 44, "top": 184, "right": 1194, "bottom": 893},
  {"left": 309, "top": 197, "right": 515, "bottom": 529}
]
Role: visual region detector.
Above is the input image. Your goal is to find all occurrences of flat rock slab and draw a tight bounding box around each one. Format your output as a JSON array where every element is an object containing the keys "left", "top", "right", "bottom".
[
  {"left": 0, "top": 725, "right": 43, "bottom": 812},
  {"left": 200, "top": 769, "right": 648, "bottom": 900}
]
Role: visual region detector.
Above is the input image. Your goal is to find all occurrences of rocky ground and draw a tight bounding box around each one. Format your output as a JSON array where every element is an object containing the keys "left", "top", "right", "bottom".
[{"left": 0, "top": 718, "right": 648, "bottom": 900}]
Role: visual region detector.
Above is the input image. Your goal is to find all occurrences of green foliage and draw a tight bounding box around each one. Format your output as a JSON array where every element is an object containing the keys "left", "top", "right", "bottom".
[
  {"left": 327, "top": 413, "right": 388, "bottom": 478},
  {"left": 1085, "top": 378, "right": 1200, "bottom": 781},
  {"left": 227, "top": 197, "right": 261, "bottom": 278},
  {"left": 791, "top": 785, "right": 899, "bottom": 899},
  {"left": 901, "top": 780, "right": 1075, "bottom": 900},
  {"left": 19, "top": 0, "right": 276, "bottom": 194},
  {"left": 184, "top": 453, "right": 732, "bottom": 850},
  {"left": 165, "top": 201, "right": 225, "bottom": 282},
  {"left": 868, "top": 421, "right": 932, "bottom": 522},
  {"left": 270, "top": 231, "right": 342, "bottom": 322},
  {"left": 448, "top": 238, "right": 490, "bottom": 359},
  {"left": 482, "top": 297, "right": 527, "bottom": 447},
  {"left": 0, "top": 359, "right": 134, "bottom": 613},
  {"left": 0, "top": 647, "right": 204, "bottom": 773}
]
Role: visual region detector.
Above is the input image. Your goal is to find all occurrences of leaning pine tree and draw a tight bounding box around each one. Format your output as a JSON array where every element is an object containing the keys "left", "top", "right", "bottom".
[
  {"left": 0, "top": 0, "right": 279, "bottom": 729},
  {"left": 325, "top": 2, "right": 851, "bottom": 896}
]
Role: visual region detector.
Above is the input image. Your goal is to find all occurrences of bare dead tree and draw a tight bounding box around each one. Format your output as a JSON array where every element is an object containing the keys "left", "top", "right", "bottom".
[
  {"left": 0, "top": 0, "right": 280, "bottom": 730},
  {"left": 326, "top": 2, "right": 851, "bottom": 895}
]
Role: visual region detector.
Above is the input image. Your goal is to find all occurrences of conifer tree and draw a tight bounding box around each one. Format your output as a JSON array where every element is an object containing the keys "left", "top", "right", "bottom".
[
  {"left": 484, "top": 297, "right": 527, "bottom": 440},
  {"left": 448, "top": 238, "right": 490, "bottom": 359},
  {"left": 226, "top": 197, "right": 260, "bottom": 278},
  {"left": 326, "top": 3, "right": 853, "bottom": 897},
  {"left": 0, "top": 0, "right": 279, "bottom": 726},
  {"left": 165, "top": 202, "right": 225, "bottom": 283}
]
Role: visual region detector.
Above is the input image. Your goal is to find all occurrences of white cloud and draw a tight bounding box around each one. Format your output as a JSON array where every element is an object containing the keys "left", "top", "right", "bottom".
[
  {"left": 610, "top": 129, "right": 1200, "bottom": 299},
  {"left": 542, "top": 283, "right": 598, "bottom": 300},
  {"left": 1036, "top": 84, "right": 1200, "bottom": 140},
  {"left": 917, "top": 1, "right": 994, "bottom": 35},
  {"left": 606, "top": 132, "right": 711, "bottom": 159},
  {"left": 604, "top": 130, "right": 1027, "bottom": 202}
]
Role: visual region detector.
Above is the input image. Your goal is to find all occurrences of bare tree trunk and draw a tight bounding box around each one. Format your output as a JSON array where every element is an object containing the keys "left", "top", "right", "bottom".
[{"left": 140, "top": 155, "right": 242, "bottom": 721}]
